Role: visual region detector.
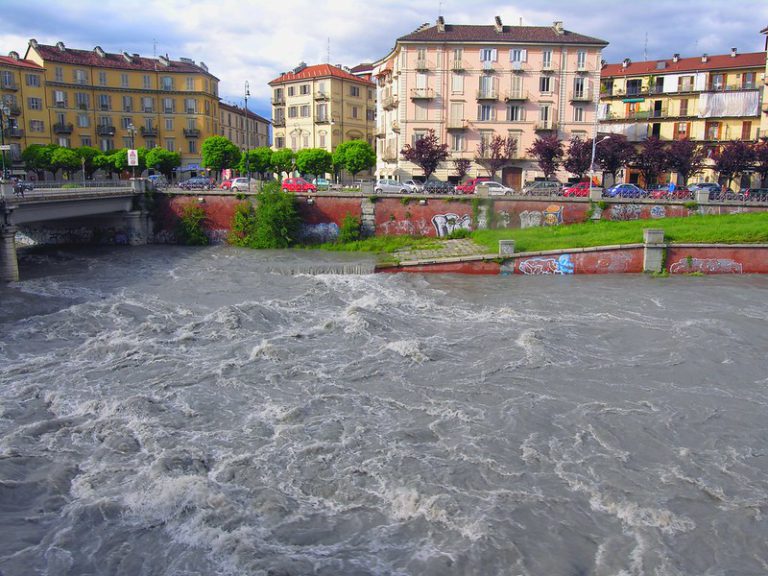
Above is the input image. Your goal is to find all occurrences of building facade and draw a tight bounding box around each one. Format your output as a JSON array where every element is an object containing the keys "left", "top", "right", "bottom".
[
  {"left": 269, "top": 63, "right": 375, "bottom": 153},
  {"left": 14, "top": 39, "right": 220, "bottom": 175},
  {"left": 372, "top": 17, "right": 607, "bottom": 188},
  {"left": 219, "top": 102, "right": 270, "bottom": 150},
  {"left": 599, "top": 49, "right": 766, "bottom": 145}
]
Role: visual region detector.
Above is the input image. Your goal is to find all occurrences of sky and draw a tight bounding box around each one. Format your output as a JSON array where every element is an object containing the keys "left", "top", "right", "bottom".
[{"left": 1, "top": 0, "right": 767, "bottom": 120}]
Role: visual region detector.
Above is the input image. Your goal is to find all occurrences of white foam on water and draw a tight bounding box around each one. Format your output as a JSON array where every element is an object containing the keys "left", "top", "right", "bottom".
[{"left": 382, "top": 339, "right": 429, "bottom": 363}]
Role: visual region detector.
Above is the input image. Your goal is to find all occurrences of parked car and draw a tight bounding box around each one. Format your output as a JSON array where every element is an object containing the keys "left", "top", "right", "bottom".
[
  {"left": 743, "top": 187, "right": 768, "bottom": 202},
  {"left": 708, "top": 189, "right": 741, "bottom": 201},
  {"left": 282, "top": 177, "right": 317, "bottom": 193},
  {"left": 483, "top": 181, "right": 514, "bottom": 196},
  {"left": 403, "top": 180, "right": 423, "bottom": 193},
  {"left": 562, "top": 181, "right": 591, "bottom": 197},
  {"left": 689, "top": 182, "right": 722, "bottom": 194},
  {"left": 522, "top": 180, "right": 561, "bottom": 196},
  {"left": 374, "top": 178, "right": 414, "bottom": 194},
  {"left": 230, "top": 177, "right": 258, "bottom": 192},
  {"left": 179, "top": 177, "right": 214, "bottom": 191},
  {"left": 147, "top": 174, "right": 169, "bottom": 189},
  {"left": 604, "top": 183, "right": 646, "bottom": 198},
  {"left": 455, "top": 177, "right": 491, "bottom": 194},
  {"left": 312, "top": 177, "right": 331, "bottom": 190},
  {"left": 422, "top": 180, "right": 455, "bottom": 194},
  {"left": 649, "top": 186, "right": 691, "bottom": 200},
  {"left": 220, "top": 179, "right": 234, "bottom": 190}
]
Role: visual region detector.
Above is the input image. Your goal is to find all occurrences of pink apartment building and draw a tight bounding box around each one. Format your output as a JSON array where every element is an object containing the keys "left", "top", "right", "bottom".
[{"left": 372, "top": 17, "right": 608, "bottom": 189}]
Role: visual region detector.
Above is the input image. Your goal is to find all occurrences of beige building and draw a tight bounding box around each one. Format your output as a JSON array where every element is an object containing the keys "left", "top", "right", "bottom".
[
  {"left": 762, "top": 26, "right": 768, "bottom": 138},
  {"left": 269, "top": 63, "right": 375, "bottom": 152},
  {"left": 219, "top": 101, "right": 270, "bottom": 150}
]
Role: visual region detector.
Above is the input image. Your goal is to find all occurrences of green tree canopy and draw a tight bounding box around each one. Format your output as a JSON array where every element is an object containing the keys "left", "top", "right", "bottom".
[
  {"left": 239, "top": 146, "right": 273, "bottom": 178},
  {"left": 333, "top": 140, "right": 376, "bottom": 179},
  {"left": 146, "top": 147, "right": 182, "bottom": 179},
  {"left": 22, "top": 144, "right": 58, "bottom": 176},
  {"left": 201, "top": 136, "right": 241, "bottom": 175},
  {"left": 271, "top": 148, "right": 295, "bottom": 179},
  {"left": 76, "top": 146, "right": 101, "bottom": 178},
  {"left": 112, "top": 147, "right": 148, "bottom": 174},
  {"left": 295, "top": 148, "right": 333, "bottom": 179},
  {"left": 50, "top": 147, "right": 82, "bottom": 178},
  {"left": 93, "top": 152, "right": 117, "bottom": 177}
]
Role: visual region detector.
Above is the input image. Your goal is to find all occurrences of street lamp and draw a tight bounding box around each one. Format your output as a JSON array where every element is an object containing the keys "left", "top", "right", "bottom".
[
  {"left": 244, "top": 80, "right": 250, "bottom": 193},
  {"left": 0, "top": 103, "right": 9, "bottom": 180},
  {"left": 589, "top": 135, "right": 610, "bottom": 199},
  {"left": 127, "top": 122, "right": 137, "bottom": 180}
]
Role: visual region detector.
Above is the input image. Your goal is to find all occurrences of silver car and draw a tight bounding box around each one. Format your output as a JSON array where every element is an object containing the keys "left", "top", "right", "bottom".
[
  {"left": 484, "top": 181, "right": 514, "bottom": 196},
  {"left": 374, "top": 179, "right": 413, "bottom": 194},
  {"left": 522, "top": 180, "right": 561, "bottom": 196}
]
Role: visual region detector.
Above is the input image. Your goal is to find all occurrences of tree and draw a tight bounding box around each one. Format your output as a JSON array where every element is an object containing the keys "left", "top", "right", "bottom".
[
  {"left": 400, "top": 129, "right": 449, "bottom": 180},
  {"left": 631, "top": 137, "right": 668, "bottom": 188},
  {"left": 595, "top": 134, "right": 635, "bottom": 185},
  {"left": 22, "top": 144, "right": 58, "bottom": 178},
  {"left": 201, "top": 136, "right": 241, "bottom": 177},
  {"left": 753, "top": 139, "right": 768, "bottom": 187},
  {"left": 527, "top": 134, "right": 564, "bottom": 181},
  {"left": 563, "top": 136, "right": 592, "bottom": 180},
  {"left": 50, "top": 147, "right": 82, "bottom": 178},
  {"left": 271, "top": 148, "right": 295, "bottom": 179},
  {"left": 715, "top": 140, "right": 755, "bottom": 189},
  {"left": 77, "top": 146, "right": 101, "bottom": 178},
  {"left": 112, "top": 147, "right": 148, "bottom": 174},
  {"left": 333, "top": 140, "right": 376, "bottom": 180},
  {"left": 666, "top": 138, "right": 705, "bottom": 185},
  {"left": 474, "top": 134, "right": 517, "bottom": 180},
  {"left": 453, "top": 158, "right": 472, "bottom": 181},
  {"left": 295, "top": 148, "right": 333, "bottom": 180},
  {"left": 240, "top": 146, "right": 273, "bottom": 179},
  {"left": 146, "top": 147, "right": 182, "bottom": 179},
  {"left": 94, "top": 152, "right": 118, "bottom": 179}
]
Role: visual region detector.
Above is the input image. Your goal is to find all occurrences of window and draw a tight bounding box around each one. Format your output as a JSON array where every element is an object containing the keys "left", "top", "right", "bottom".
[
  {"left": 573, "top": 77, "right": 585, "bottom": 98},
  {"left": 678, "top": 75, "right": 694, "bottom": 92},
  {"left": 74, "top": 92, "right": 88, "bottom": 109},
  {"left": 99, "top": 94, "right": 111, "bottom": 110},
  {"left": 54, "top": 90, "right": 67, "bottom": 107},
  {"left": 58, "top": 137, "right": 71, "bottom": 148},
  {"left": 188, "top": 140, "right": 197, "bottom": 153},
  {"left": 742, "top": 121, "right": 752, "bottom": 140},
  {"left": 287, "top": 86, "right": 295, "bottom": 96},
  {"left": 73, "top": 69, "right": 87, "bottom": 84},
  {"left": 477, "top": 104, "right": 494, "bottom": 121},
  {"left": 55, "top": 66, "right": 63, "bottom": 82},
  {"left": 573, "top": 106, "right": 584, "bottom": 122},
  {"left": 162, "top": 76, "right": 173, "bottom": 90},
  {"left": 187, "top": 118, "right": 197, "bottom": 130},
  {"left": 679, "top": 99, "right": 689, "bottom": 116},
  {"left": 25, "top": 73, "right": 40, "bottom": 87},
  {"left": 28, "top": 97, "right": 43, "bottom": 110},
  {"left": 98, "top": 71, "right": 107, "bottom": 86},
  {"left": 368, "top": 88, "right": 374, "bottom": 100},
  {"left": 367, "top": 108, "right": 375, "bottom": 121},
  {"left": 350, "top": 85, "right": 360, "bottom": 97},
  {"left": 316, "top": 103, "right": 328, "bottom": 120},
  {"left": 142, "top": 97, "right": 154, "bottom": 112},
  {"left": 351, "top": 105, "right": 359, "bottom": 119},
  {"left": 123, "top": 95, "right": 133, "bottom": 112},
  {"left": 302, "top": 133, "right": 309, "bottom": 148},
  {"left": 453, "top": 48, "right": 463, "bottom": 61},
  {"left": 100, "top": 138, "right": 114, "bottom": 151},
  {"left": 29, "top": 120, "right": 45, "bottom": 132},
  {"left": 81, "top": 136, "right": 92, "bottom": 147},
  {"left": 300, "top": 104, "right": 310, "bottom": 117},
  {"left": 506, "top": 104, "right": 524, "bottom": 121},
  {"left": 288, "top": 106, "right": 298, "bottom": 118},
  {"left": 539, "top": 104, "right": 552, "bottom": 122},
  {"left": 507, "top": 131, "right": 521, "bottom": 156},
  {"left": 412, "top": 129, "right": 428, "bottom": 145},
  {"left": 415, "top": 102, "right": 427, "bottom": 121},
  {"left": 165, "top": 117, "right": 174, "bottom": 130},
  {"left": 276, "top": 136, "right": 285, "bottom": 148},
  {"left": 274, "top": 88, "right": 283, "bottom": 101},
  {"left": 675, "top": 122, "right": 689, "bottom": 139},
  {"left": 479, "top": 130, "right": 494, "bottom": 147},
  {"left": 451, "top": 73, "right": 464, "bottom": 93},
  {"left": 480, "top": 48, "right": 497, "bottom": 62},
  {"left": 143, "top": 75, "right": 151, "bottom": 89},
  {"left": 165, "top": 139, "right": 175, "bottom": 151},
  {"left": 539, "top": 76, "right": 552, "bottom": 93},
  {"left": 185, "top": 98, "right": 196, "bottom": 113},
  {"left": 510, "top": 48, "right": 527, "bottom": 62},
  {"left": 542, "top": 50, "right": 552, "bottom": 69},
  {"left": 450, "top": 133, "right": 464, "bottom": 152},
  {"left": 123, "top": 137, "right": 133, "bottom": 148},
  {"left": 710, "top": 73, "right": 725, "bottom": 91},
  {"left": 479, "top": 75, "right": 496, "bottom": 97},
  {"left": 743, "top": 72, "right": 756, "bottom": 89},
  {"left": 98, "top": 115, "right": 112, "bottom": 127},
  {"left": 144, "top": 118, "right": 155, "bottom": 130},
  {"left": 319, "top": 131, "right": 327, "bottom": 148},
  {"left": 300, "top": 84, "right": 310, "bottom": 95},
  {"left": 121, "top": 73, "right": 129, "bottom": 88},
  {"left": 77, "top": 113, "right": 89, "bottom": 128},
  {"left": 577, "top": 50, "right": 587, "bottom": 69},
  {"left": 163, "top": 97, "right": 175, "bottom": 113},
  {"left": 121, "top": 116, "right": 133, "bottom": 129}
]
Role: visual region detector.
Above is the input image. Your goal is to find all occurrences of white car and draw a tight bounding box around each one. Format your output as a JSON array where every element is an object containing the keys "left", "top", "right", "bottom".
[
  {"left": 230, "top": 177, "right": 257, "bottom": 192},
  {"left": 403, "top": 180, "right": 423, "bottom": 193},
  {"left": 484, "top": 181, "right": 514, "bottom": 196},
  {"left": 374, "top": 179, "right": 414, "bottom": 194}
]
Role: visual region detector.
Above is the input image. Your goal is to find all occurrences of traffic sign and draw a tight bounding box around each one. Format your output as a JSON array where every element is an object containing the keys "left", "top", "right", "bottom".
[
  {"left": 127, "top": 149, "right": 139, "bottom": 166},
  {"left": 0, "top": 145, "right": 11, "bottom": 151}
]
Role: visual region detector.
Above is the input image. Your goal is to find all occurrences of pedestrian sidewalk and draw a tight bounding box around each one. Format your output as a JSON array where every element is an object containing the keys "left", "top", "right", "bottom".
[{"left": 394, "top": 238, "right": 490, "bottom": 263}]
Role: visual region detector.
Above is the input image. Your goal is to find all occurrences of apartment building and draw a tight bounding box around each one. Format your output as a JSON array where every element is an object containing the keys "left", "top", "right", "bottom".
[
  {"left": 761, "top": 26, "right": 768, "bottom": 138},
  {"left": 219, "top": 102, "right": 270, "bottom": 150},
  {"left": 269, "top": 63, "right": 375, "bottom": 152},
  {"left": 372, "top": 17, "right": 608, "bottom": 187},
  {"left": 599, "top": 49, "right": 766, "bottom": 143},
  {"left": 17, "top": 39, "right": 220, "bottom": 173},
  {"left": 0, "top": 52, "right": 48, "bottom": 169}
]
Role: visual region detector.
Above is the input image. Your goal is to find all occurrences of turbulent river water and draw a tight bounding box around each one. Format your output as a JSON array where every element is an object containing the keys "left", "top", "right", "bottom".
[{"left": 1, "top": 245, "right": 767, "bottom": 576}]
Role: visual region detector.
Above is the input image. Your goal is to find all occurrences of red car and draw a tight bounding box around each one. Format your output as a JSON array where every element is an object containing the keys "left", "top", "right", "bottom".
[
  {"left": 282, "top": 177, "right": 317, "bottom": 193},
  {"left": 649, "top": 186, "right": 691, "bottom": 200},
  {"left": 220, "top": 179, "right": 234, "bottom": 190},
  {"left": 562, "top": 181, "right": 590, "bottom": 197},
  {"left": 455, "top": 177, "right": 490, "bottom": 194}
]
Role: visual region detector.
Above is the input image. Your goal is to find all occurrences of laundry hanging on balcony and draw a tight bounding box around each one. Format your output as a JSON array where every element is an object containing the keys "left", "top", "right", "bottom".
[{"left": 698, "top": 91, "right": 759, "bottom": 118}]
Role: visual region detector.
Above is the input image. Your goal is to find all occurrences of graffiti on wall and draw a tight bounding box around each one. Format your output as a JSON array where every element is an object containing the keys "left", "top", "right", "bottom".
[
  {"left": 611, "top": 204, "right": 642, "bottom": 221},
  {"left": 669, "top": 257, "right": 743, "bottom": 274},
  {"left": 519, "top": 205, "right": 563, "bottom": 228},
  {"left": 519, "top": 210, "right": 543, "bottom": 229},
  {"left": 650, "top": 205, "right": 666, "bottom": 219},
  {"left": 518, "top": 254, "right": 575, "bottom": 275},
  {"left": 301, "top": 222, "right": 340, "bottom": 243},
  {"left": 380, "top": 218, "right": 433, "bottom": 237},
  {"left": 594, "top": 252, "right": 633, "bottom": 273},
  {"left": 432, "top": 213, "right": 472, "bottom": 237}
]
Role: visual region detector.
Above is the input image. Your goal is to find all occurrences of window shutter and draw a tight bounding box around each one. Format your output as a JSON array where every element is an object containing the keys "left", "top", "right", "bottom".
[
  {"left": 521, "top": 49, "right": 527, "bottom": 62},
  {"left": 509, "top": 49, "right": 514, "bottom": 62},
  {"left": 492, "top": 49, "right": 498, "bottom": 62}
]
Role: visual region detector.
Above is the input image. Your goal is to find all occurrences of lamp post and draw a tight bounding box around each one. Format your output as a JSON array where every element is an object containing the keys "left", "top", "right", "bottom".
[
  {"left": 244, "top": 80, "right": 250, "bottom": 193},
  {"left": 0, "top": 103, "right": 9, "bottom": 180},
  {"left": 127, "top": 122, "right": 137, "bottom": 180}
]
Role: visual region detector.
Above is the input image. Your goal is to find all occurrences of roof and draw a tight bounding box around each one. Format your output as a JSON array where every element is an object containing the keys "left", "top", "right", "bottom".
[
  {"left": 27, "top": 41, "right": 217, "bottom": 78},
  {"left": 269, "top": 63, "right": 375, "bottom": 86},
  {"left": 0, "top": 54, "right": 43, "bottom": 70},
  {"left": 350, "top": 62, "right": 373, "bottom": 73},
  {"left": 602, "top": 51, "right": 766, "bottom": 77},
  {"left": 219, "top": 101, "right": 270, "bottom": 124},
  {"left": 396, "top": 24, "right": 608, "bottom": 46}
]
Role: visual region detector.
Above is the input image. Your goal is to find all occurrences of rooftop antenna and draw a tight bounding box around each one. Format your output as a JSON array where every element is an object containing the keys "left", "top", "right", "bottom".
[
  {"left": 644, "top": 32, "right": 648, "bottom": 61},
  {"left": 326, "top": 37, "right": 330, "bottom": 64},
  {"left": 153, "top": 38, "right": 157, "bottom": 58},
  {"left": 438, "top": 0, "right": 442, "bottom": 17}
]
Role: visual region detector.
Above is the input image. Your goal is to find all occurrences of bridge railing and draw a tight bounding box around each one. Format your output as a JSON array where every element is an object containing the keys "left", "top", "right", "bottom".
[{"left": 29, "top": 180, "right": 132, "bottom": 190}]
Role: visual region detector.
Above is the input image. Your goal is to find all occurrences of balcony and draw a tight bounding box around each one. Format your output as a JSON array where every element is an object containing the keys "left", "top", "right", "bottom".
[
  {"left": 569, "top": 90, "right": 593, "bottom": 102},
  {"left": 271, "top": 96, "right": 285, "bottom": 105},
  {"left": 96, "top": 125, "right": 116, "bottom": 136},
  {"left": 446, "top": 119, "right": 468, "bottom": 130},
  {"left": 510, "top": 61, "right": 525, "bottom": 73},
  {"left": 183, "top": 128, "right": 201, "bottom": 138},
  {"left": 504, "top": 90, "right": 529, "bottom": 101},
  {"left": 535, "top": 120, "right": 557, "bottom": 131},
  {"left": 53, "top": 122, "right": 73, "bottom": 134},
  {"left": 142, "top": 107, "right": 155, "bottom": 113},
  {"left": 8, "top": 104, "right": 21, "bottom": 116},
  {"left": 410, "top": 88, "right": 435, "bottom": 100},
  {"left": 381, "top": 148, "right": 398, "bottom": 162},
  {"left": 314, "top": 116, "right": 331, "bottom": 124},
  {"left": 481, "top": 61, "right": 495, "bottom": 72},
  {"left": 375, "top": 125, "right": 386, "bottom": 137},
  {"left": 3, "top": 127, "right": 24, "bottom": 138},
  {"left": 391, "top": 120, "right": 400, "bottom": 132},
  {"left": 576, "top": 64, "right": 589, "bottom": 73},
  {"left": 382, "top": 95, "right": 399, "bottom": 109},
  {"left": 140, "top": 126, "right": 158, "bottom": 137},
  {"left": 476, "top": 89, "right": 498, "bottom": 101},
  {"left": 314, "top": 91, "right": 330, "bottom": 101},
  {"left": 415, "top": 59, "right": 432, "bottom": 71},
  {"left": 272, "top": 118, "right": 285, "bottom": 127},
  {"left": 541, "top": 63, "right": 555, "bottom": 73},
  {"left": 451, "top": 60, "right": 465, "bottom": 72}
]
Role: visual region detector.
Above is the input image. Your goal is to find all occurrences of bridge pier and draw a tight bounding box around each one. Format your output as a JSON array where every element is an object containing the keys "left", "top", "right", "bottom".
[{"left": 0, "top": 225, "right": 19, "bottom": 282}]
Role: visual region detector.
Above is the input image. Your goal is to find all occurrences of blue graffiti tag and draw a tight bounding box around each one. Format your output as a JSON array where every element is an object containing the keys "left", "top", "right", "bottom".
[{"left": 556, "top": 254, "right": 574, "bottom": 274}]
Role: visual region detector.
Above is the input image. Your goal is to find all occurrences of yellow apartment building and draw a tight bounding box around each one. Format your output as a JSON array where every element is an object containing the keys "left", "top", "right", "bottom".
[
  {"left": 18, "top": 39, "right": 220, "bottom": 175},
  {"left": 219, "top": 101, "right": 270, "bottom": 150},
  {"left": 269, "top": 63, "right": 375, "bottom": 153},
  {"left": 762, "top": 27, "right": 768, "bottom": 137}
]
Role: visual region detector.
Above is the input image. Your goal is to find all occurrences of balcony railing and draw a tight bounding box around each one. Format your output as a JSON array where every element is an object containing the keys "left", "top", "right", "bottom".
[
  {"left": 53, "top": 122, "right": 73, "bottom": 134},
  {"left": 415, "top": 59, "right": 432, "bottom": 71},
  {"left": 576, "top": 64, "right": 589, "bottom": 73},
  {"left": 3, "top": 127, "right": 24, "bottom": 138},
  {"left": 183, "top": 128, "right": 201, "bottom": 138},
  {"left": 382, "top": 95, "right": 399, "bottom": 109},
  {"left": 504, "top": 90, "right": 529, "bottom": 101},
  {"left": 314, "top": 116, "right": 331, "bottom": 124},
  {"left": 541, "top": 62, "right": 555, "bottom": 72},
  {"left": 381, "top": 148, "right": 398, "bottom": 162},
  {"left": 8, "top": 104, "right": 21, "bottom": 116},
  {"left": 314, "top": 91, "right": 330, "bottom": 101},
  {"left": 410, "top": 88, "right": 435, "bottom": 99},
  {"left": 451, "top": 60, "right": 465, "bottom": 71},
  {"left": 476, "top": 89, "right": 498, "bottom": 100},
  {"left": 446, "top": 119, "right": 468, "bottom": 130},
  {"left": 271, "top": 96, "right": 285, "bottom": 105},
  {"left": 535, "top": 120, "right": 557, "bottom": 131},
  {"left": 272, "top": 118, "right": 285, "bottom": 127},
  {"left": 570, "top": 90, "right": 593, "bottom": 102},
  {"left": 96, "top": 125, "right": 116, "bottom": 136}
]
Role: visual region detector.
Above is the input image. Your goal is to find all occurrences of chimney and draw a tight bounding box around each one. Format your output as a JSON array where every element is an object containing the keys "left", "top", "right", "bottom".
[
  {"left": 731, "top": 47, "right": 737, "bottom": 57},
  {"left": 553, "top": 21, "right": 564, "bottom": 34},
  {"left": 494, "top": 16, "right": 503, "bottom": 33},
  {"left": 622, "top": 58, "right": 631, "bottom": 68},
  {"left": 56, "top": 41, "right": 66, "bottom": 52},
  {"left": 701, "top": 53, "right": 708, "bottom": 63},
  {"left": 437, "top": 15, "right": 445, "bottom": 33},
  {"left": 28, "top": 38, "right": 38, "bottom": 49},
  {"left": 673, "top": 53, "right": 680, "bottom": 62},
  {"left": 8, "top": 51, "right": 19, "bottom": 61}
]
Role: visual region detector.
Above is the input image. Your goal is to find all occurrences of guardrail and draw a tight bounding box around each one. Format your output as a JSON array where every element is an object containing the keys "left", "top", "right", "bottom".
[{"left": 30, "top": 180, "right": 133, "bottom": 189}]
